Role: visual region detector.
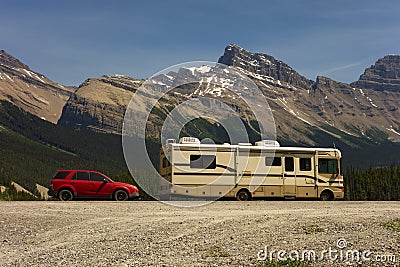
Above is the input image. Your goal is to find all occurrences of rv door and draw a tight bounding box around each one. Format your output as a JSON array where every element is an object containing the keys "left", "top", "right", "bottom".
[{"left": 283, "top": 156, "right": 296, "bottom": 196}]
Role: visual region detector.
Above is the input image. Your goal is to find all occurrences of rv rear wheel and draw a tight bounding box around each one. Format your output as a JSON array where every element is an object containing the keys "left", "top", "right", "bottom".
[
  {"left": 320, "top": 191, "right": 333, "bottom": 201},
  {"left": 236, "top": 190, "right": 251, "bottom": 201}
]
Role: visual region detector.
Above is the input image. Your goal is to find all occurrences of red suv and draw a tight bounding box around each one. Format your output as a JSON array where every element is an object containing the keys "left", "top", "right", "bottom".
[{"left": 49, "top": 170, "right": 139, "bottom": 201}]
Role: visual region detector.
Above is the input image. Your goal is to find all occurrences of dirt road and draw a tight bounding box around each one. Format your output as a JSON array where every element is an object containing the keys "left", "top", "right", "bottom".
[{"left": 0, "top": 201, "right": 399, "bottom": 266}]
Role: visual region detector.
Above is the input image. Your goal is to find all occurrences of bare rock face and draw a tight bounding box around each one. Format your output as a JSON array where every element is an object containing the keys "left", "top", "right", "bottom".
[
  {"left": 0, "top": 50, "right": 75, "bottom": 123},
  {"left": 218, "top": 44, "right": 314, "bottom": 89},
  {"left": 58, "top": 75, "right": 143, "bottom": 134},
  {"left": 352, "top": 55, "right": 400, "bottom": 91}
]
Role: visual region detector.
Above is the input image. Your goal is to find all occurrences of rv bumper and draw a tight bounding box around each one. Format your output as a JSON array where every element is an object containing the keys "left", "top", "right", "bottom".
[{"left": 334, "top": 188, "right": 345, "bottom": 199}]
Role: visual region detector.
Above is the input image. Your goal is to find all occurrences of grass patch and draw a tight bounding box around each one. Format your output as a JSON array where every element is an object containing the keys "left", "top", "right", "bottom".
[
  {"left": 302, "top": 225, "right": 324, "bottom": 234},
  {"left": 343, "top": 123, "right": 363, "bottom": 136},
  {"left": 257, "top": 259, "right": 312, "bottom": 267},
  {"left": 384, "top": 218, "right": 400, "bottom": 232},
  {"left": 150, "top": 106, "right": 167, "bottom": 120},
  {"left": 202, "top": 245, "right": 230, "bottom": 257},
  {"left": 207, "top": 245, "right": 230, "bottom": 257},
  {"left": 365, "top": 127, "right": 389, "bottom": 142}
]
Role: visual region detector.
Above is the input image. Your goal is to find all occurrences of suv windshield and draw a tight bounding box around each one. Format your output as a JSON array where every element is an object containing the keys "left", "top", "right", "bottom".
[{"left": 90, "top": 172, "right": 107, "bottom": 182}]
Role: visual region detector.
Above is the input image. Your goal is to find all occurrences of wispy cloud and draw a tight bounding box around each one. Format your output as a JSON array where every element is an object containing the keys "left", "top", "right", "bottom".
[{"left": 320, "top": 62, "right": 364, "bottom": 75}]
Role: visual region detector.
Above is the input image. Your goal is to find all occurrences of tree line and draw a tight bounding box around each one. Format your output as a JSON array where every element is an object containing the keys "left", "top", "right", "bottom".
[
  {"left": 1, "top": 100, "right": 399, "bottom": 201},
  {"left": 345, "top": 165, "right": 400, "bottom": 200}
]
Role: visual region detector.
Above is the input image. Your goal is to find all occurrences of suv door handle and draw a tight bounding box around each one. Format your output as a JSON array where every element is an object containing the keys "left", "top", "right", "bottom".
[{"left": 71, "top": 182, "right": 75, "bottom": 185}]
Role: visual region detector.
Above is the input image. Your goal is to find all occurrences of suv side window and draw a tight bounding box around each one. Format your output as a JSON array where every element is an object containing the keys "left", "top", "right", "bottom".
[
  {"left": 73, "top": 172, "right": 90, "bottom": 180},
  {"left": 90, "top": 173, "right": 107, "bottom": 182},
  {"left": 53, "top": 171, "right": 71, "bottom": 179}
]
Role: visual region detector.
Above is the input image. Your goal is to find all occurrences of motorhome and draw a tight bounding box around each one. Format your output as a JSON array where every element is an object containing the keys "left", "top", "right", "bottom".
[{"left": 159, "top": 137, "right": 344, "bottom": 201}]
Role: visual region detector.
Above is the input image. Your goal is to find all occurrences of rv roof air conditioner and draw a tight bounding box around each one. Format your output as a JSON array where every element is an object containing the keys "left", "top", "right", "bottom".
[
  {"left": 255, "top": 140, "right": 280, "bottom": 147},
  {"left": 238, "top": 143, "right": 252, "bottom": 146},
  {"left": 179, "top": 137, "right": 200, "bottom": 144}
]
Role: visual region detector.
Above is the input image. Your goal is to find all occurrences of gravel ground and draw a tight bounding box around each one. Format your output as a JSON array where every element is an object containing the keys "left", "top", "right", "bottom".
[{"left": 0, "top": 201, "right": 399, "bottom": 267}]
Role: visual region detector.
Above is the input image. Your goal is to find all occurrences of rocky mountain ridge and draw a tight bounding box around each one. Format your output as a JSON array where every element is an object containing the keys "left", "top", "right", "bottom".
[
  {"left": 2, "top": 46, "right": 400, "bottom": 146},
  {"left": 217, "top": 45, "right": 400, "bottom": 144},
  {"left": 218, "top": 44, "right": 314, "bottom": 89},
  {"left": 351, "top": 55, "right": 400, "bottom": 91},
  {"left": 0, "top": 50, "right": 75, "bottom": 123}
]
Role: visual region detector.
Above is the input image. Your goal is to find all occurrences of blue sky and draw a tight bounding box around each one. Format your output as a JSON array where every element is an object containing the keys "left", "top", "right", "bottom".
[{"left": 1, "top": 0, "right": 399, "bottom": 85}]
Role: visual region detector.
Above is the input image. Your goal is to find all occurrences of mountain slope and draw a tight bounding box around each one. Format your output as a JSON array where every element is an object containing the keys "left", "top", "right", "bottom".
[
  {"left": 58, "top": 75, "right": 143, "bottom": 133},
  {"left": 218, "top": 44, "right": 400, "bottom": 144},
  {"left": 59, "top": 45, "right": 400, "bottom": 148},
  {"left": 0, "top": 50, "right": 75, "bottom": 123},
  {"left": 0, "top": 100, "right": 129, "bottom": 191}
]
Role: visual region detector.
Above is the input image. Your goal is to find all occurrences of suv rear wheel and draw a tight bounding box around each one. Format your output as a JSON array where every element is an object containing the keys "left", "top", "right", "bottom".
[
  {"left": 59, "top": 189, "right": 73, "bottom": 201},
  {"left": 114, "top": 189, "right": 129, "bottom": 201}
]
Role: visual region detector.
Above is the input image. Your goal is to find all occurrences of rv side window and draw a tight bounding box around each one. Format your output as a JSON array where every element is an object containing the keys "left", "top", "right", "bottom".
[
  {"left": 299, "top": 158, "right": 312, "bottom": 171},
  {"left": 285, "top": 157, "right": 294, "bottom": 172},
  {"left": 190, "top": 155, "right": 216, "bottom": 169},
  {"left": 265, "top": 157, "right": 281, "bottom": 166},
  {"left": 318, "top": 158, "right": 338, "bottom": 174}
]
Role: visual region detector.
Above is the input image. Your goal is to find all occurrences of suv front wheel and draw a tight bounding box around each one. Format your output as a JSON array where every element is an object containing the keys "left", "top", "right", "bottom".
[
  {"left": 114, "top": 189, "right": 129, "bottom": 201},
  {"left": 59, "top": 189, "right": 74, "bottom": 201}
]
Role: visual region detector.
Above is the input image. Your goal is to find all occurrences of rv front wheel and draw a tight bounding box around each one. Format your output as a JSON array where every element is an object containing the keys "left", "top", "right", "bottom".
[{"left": 236, "top": 190, "right": 251, "bottom": 201}]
